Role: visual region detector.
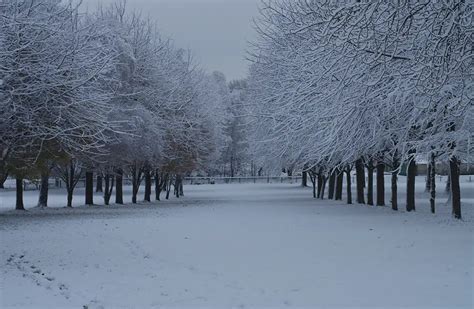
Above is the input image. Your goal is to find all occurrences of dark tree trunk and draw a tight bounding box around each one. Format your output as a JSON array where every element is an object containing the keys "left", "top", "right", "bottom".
[
  {"left": 131, "top": 164, "right": 143, "bottom": 204},
  {"left": 367, "top": 163, "right": 374, "bottom": 206},
  {"left": 429, "top": 153, "right": 436, "bottom": 214},
  {"left": 335, "top": 169, "right": 343, "bottom": 200},
  {"left": 317, "top": 174, "right": 323, "bottom": 198},
  {"left": 376, "top": 162, "right": 385, "bottom": 206},
  {"left": 16, "top": 177, "right": 25, "bottom": 210},
  {"left": 103, "top": 174, "right": 114, "bottom": 206},
  {"left": 302, "top": 170, "right": 308, "bottom": 187},
  {"left": 155, "top": 170, "right": 161, "bottom": 201},
  {"left": 37, "top": 171, "right": 49, "bottom": 207},
  {"left": 96, "top": 175, "right": 103, "bottom": 192},
  {"left": 85, "top": 171, "right": 94, "bottom": 205},
  {"left": 144, "top": 169, "right": 151, "bottom": 202},
  {"left": 328, "top": 170, "right": 336, "bottom": 200},
  {"left": 309, "top": 172, "right": 316, "bottom": 198},
  {"left": 67, "top": 189, "right": 73, "bottom": 208},
  {"left": 446, "top": 173, "right": 451, "bottom": 193},
  {"left": 425, "top": 161, "right": 431, "bottom": 192},
  {"left": 174, "top": 175, "right": 181, "bottom": 198},
  {"left": 449, "top": 156, "right": 461, "bottom": 219},
  {"left": 115, "top": 168, "right": 123, "bottom": 204},
  {"left": 345, "top": 167, "right": 352, "bottom": 204},
  {"left": 166, "top": 179, "right": 171, "bottom": 200},
  {"left": 355, "top": 158, "right": 365, "bottom": 204},
  {"left": 406, "top": 154, "right": 416, "bottom": 212},
  {"left": 67, "top": 161, "right": 75, "bottom": 207},
  {"left": 391, "top": 155, "right": 400, "bottom": 211},
  {"left": 320, "top": 176, "right": 327, "bottom": 199}
]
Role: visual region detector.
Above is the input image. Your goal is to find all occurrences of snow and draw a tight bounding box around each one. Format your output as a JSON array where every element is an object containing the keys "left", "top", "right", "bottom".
[{"left": 1, "top": 177, "right": 473, "bottom": 308}]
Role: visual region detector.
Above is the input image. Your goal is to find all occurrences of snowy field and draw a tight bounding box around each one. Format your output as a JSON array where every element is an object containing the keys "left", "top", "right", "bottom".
[{"left": 1, "top": 177, "right": 473, "bottom": 308}]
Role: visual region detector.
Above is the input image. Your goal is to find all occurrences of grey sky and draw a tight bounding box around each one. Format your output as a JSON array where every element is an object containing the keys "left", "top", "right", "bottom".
[{"left": 83, "top": 0, "right": 259, "bottom": 81}]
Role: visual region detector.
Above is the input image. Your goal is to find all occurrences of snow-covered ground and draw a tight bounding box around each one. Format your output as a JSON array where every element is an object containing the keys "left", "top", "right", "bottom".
[{"left": 1, "top": 177, "right": 473, "bottom": 308}]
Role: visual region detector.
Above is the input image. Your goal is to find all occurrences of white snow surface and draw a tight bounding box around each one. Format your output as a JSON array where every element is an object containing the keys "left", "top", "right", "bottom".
[{"left": 1, "top": 178, "right": 473, "bottom": 308}]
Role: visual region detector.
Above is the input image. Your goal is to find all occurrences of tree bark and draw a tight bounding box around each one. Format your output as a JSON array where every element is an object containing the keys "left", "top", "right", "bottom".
[
  {"left": 429, "top": 153, "right": 436, "bottom": 214},
  {"left": 317, "top": 173, "right": 323, "bottom": 198},
  {"left": 103, "top": 174, "right": 114, "bottom": 206},
  {"left": 335, "top": 169, "right": 343, "bottom": 201},
  {"left": 425, "top": 161, "right": 431, "bottom": 192},
  {"left": 144, "top": 169, "right": 151, "bottom": 202},
  {"left": 309, "top": 172, "right": 316, "bottom": 198},
  {"left": 328, "top": 170, "right": 336, "bottom": 200},
  {"left": 96, "top": 175, "right": 103, "bottom": 192},
  {"left": 376, "top": 162, "right": 385, "bottom": 206},
  {"left": 367, "top": 162, "right": 374, "bottom": 206},
  {"left": 355, "top": 158, "right": 365, "bottom": 204},
  {"left": 320, "top": 176, "right": 327, "bottom": 199},
  {"left": 155, "top": 170, "right": 161, "bottom": 201},
  {"left": 115, "top": 168, "right": 123, "bottom": 204},
  {"left": 67, "top": 189, "right": 73, "bottom": 207},
  {"left": 406, "top": 154, "right": 416, "bottom": 212},
  {"left": 131, "top": 163, "right": 143, "bottom": 204},
  {"left": 66, "top": 161, "right": 75, "bottom": 207},
  {"left": 345, "top": 167, "right": 352, "bottom": 204},
  {"left": 166, "top": 178, "right": 171, "bottom": 200},
  {"left": 450, "top": 156, "right": 461, "bottom": 219},
  {"left": 37, "top": 171, "right": 49, "bottom": 207},
  {"left": 391, "top": 155, "right": 399, "bottom": 211},
  {"left": 85, "top": 171, "right": 94, "bottom": 205},
  {"left": 16, "top": 177, "right": 25, "bottom": 210},
  {"left": 302, "top": 170, "right": 308, "bottom": 187}
]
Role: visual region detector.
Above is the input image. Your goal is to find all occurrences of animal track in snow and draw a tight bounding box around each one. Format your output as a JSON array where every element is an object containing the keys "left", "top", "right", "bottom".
[{"left": 6, "top": 254, "right": 70, "bottom": 299}]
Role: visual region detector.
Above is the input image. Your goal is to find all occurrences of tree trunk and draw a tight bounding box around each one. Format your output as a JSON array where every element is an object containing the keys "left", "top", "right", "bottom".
[
  {"left": 166, "top": 179, "right": 171, "bottom": 200},
  {"left": 96, "top": 175, "right": 103, "bottom": 192},
  {"left": 103, "top": 174, "right": 114, "bottom": 206},
  {"left": 450, "top": 156, "right": 461, "bottom": 219},
  {"left": 309, "top": 172, "right": 316, "bottom": 198},
  {"left": 425, "top": 161, "right": 431, "bottom": 192},
  {"left": 144, "top": 169, "right": 151, "bottom": 202},
  {"left": 328, "top": 170, "right": 336, "bottom": 200},
  {"left": 320, "top": 176, "right": 327, "bottom": 199},
  {"left": 335, "top": 169, "right": 343, "bottom": 200},
  {"left": 406, "top": 154, "right": 416, "bottom": 212},
  {"left": 367, "top": 163, "right": 374, "bottom": 206},
  {"left": 67, "top": 161, "right": 75, "bottom": 207},
  {"left": 391, "top": 156, "right": 399, "bottom": 211},
  {"left": 155, "top": 170, "right": 161, "bottom": 201},
  {"left": 376, "top": 162, "right": 385, "bottom": 206},
  {"left": 131, "top": 164, "right": 142, "bottom": 204},
  {"left": 37, "top": 171, "right": 49, "bottom": 207},
  {"left": 317, "top": 174, "right": 323, "bottom": 198},
  {"left": 16, "top": 177, "right": 25, "bottom": 210},
  {"left": 429, "top": 153, "right": 436, "bottom": 214},
  {"left": 355, "top": 158, "right": 365, "bottom": 204},
  {"left": 302, "top": 170, "right": 308, "bottom": 187},
  {"left": 115, "top": 168, "right": 123, "bottom": 204},
  {"left": 67, "top": 189, "right": 73, "bottom": 207},
  {"left": 345, "top": 167, "right": 352, "bottom": 204},
  {"left": 85, "top": 171, "right": 94, "bottom": 206},
  {"left": 446, "top": 172, "right": 451, "bottom": 193}
]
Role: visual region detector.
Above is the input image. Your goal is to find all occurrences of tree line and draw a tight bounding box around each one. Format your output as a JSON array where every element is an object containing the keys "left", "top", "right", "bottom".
[
  {"left": 247, "top": 0, "right": 473, "bottom": 219},
  {"left": 0, "top": 0, "right": 241, "bottom": 209}
]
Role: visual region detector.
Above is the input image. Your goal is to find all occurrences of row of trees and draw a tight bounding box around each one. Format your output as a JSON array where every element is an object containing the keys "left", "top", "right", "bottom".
[
  {"left": 0, "top": 0, "right": 237, "bottom": 209},
  {"left": 248, "top": 0, "right": 473, "bottom": 219}
]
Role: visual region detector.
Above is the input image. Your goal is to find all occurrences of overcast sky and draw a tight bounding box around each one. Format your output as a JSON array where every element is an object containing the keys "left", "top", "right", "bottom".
[{"left": 82, "top": 0, "right": 259, "bottom": 81}]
